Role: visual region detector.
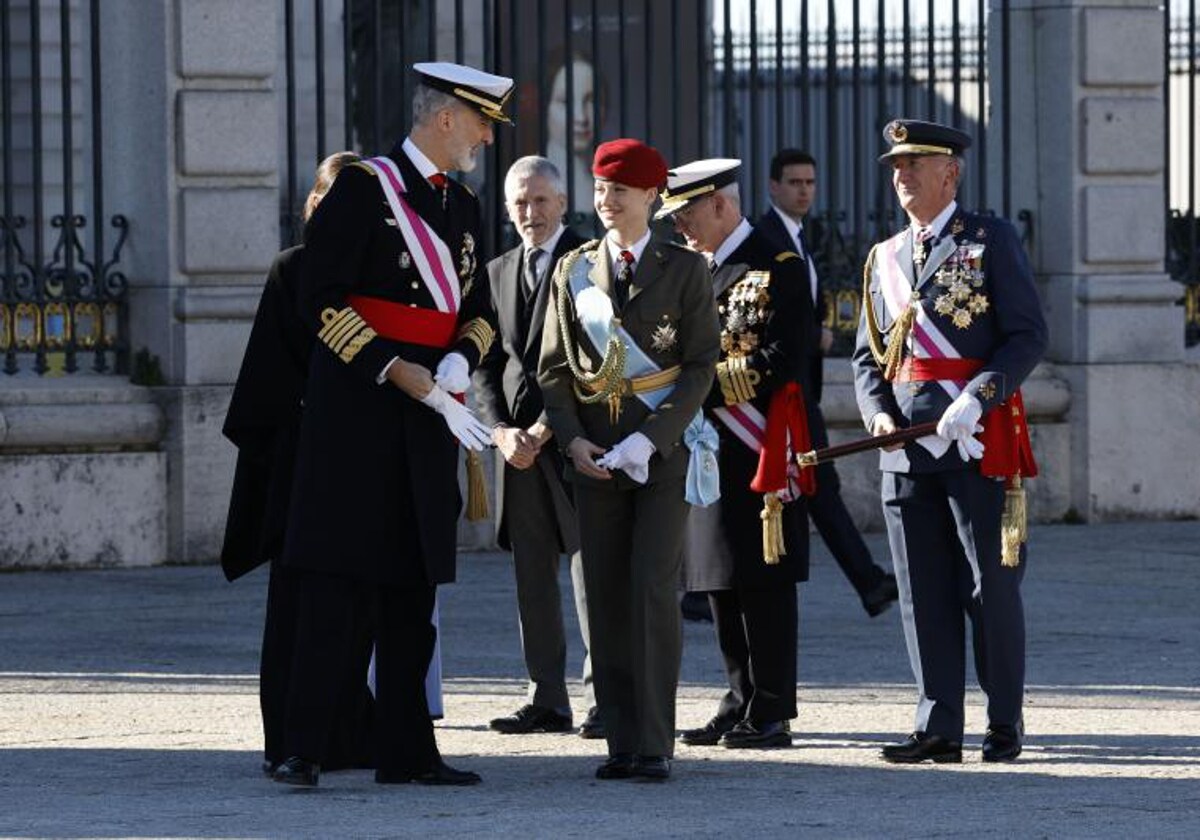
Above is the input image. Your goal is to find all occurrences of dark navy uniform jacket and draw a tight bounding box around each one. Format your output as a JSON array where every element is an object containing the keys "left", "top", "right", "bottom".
[
  {"left": 851, "top": 207, "right": 1047, "bottom": 474},
  {"left": 282, "top": 144, "right": 497, "bottom": 586},
  {"left": 691, "top": 227, "right": 815, "bottom": 589}
]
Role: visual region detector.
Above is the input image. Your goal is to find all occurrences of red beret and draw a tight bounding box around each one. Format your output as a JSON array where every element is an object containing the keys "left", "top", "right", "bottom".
[{"left": 592, "top": 138, "right": 668, "bottom": 190}]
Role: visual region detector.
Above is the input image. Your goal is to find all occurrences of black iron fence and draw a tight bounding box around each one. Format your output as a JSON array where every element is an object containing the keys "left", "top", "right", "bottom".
[{"left": 0, "top": 0, "right": 128, "bottom": 377}]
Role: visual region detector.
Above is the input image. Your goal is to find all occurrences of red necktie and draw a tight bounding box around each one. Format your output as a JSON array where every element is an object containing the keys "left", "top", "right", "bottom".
[{"left": 614, "top": 250, "right": 634, "bottom": 309}]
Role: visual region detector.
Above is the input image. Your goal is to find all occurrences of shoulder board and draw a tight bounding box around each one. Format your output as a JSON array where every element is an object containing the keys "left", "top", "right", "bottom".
[
  {"left": 774, "top": 250, "right": 800, "bottom": 263},
  {"left": 459, "top": 182, "right": 476, "bottom": 198},
  {"left": 741, "top": 270, "right": 772, "bottom": 286},
  {"left": 661, "top": 240, "right": 693, "bottom": 253}
]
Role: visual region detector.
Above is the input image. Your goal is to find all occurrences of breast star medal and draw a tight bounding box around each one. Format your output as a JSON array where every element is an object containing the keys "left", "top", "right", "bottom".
[
  {"left": 398, "top": 251, "right": 412, "bottom": 269},
  {"left": 650, "top": 316, "right": 678, "bottom": 352},
  {"left": 932, "top": 243, "right": 988, "bottom": 329}
]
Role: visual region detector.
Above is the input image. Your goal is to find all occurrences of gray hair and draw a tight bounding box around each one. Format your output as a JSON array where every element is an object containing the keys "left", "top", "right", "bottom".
[
  {"left": 504, "top": 155, "right": 566, "bottom": 197},
  {"left": 950, "top": 155, "right": 966, "bottom": 188},
  {"left": 411, "top": 82, "right": 465, "bottom": 127},
  {"left": 717, "top": 181, "right": 742, "bottom": 210}
]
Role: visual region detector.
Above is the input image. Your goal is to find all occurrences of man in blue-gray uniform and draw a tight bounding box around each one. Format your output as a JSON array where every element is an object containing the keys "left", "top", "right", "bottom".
[{"left": 851, "top": 119, "right": 1047, "bottom": 764}]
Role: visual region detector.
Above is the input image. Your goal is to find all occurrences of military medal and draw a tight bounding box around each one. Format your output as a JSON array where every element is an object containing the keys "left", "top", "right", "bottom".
[
  {"left": 459, "top": 232, "right": 477, "bottom": 279},
  {"left": 932, "top": 243, "right": 988, "bottom": 329},
  {"left": 398, "top": 252, "right": 412, "bottom": 269},
  {"left": 650, "top": 316, "right": 678, "bottom": 352}
]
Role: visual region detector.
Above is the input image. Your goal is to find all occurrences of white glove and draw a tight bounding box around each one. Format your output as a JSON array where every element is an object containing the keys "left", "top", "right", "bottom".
[
  {"left": 595, "top": 432, "right": 656, "bottom": 484},
  {"left": 434, "top": 352, "right": 470, "bottom": 394},
  {"left": 937, "top": 392, "right": 985, "bottom": 462},
  {"left": 420, "top": 385, "right": 493, "bottom": 451}
]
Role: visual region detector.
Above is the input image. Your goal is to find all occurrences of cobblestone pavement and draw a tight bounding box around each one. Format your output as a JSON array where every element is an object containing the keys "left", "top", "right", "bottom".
[{"left": 1, "top": 521, "right": 1198, "bottom": 838}]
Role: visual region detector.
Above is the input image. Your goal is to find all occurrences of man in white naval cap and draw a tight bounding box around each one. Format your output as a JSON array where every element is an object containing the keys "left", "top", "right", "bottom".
[
  {"left": 660, "top": 159, "right": 817, "bottom": 750},
  {"left": 273, "top": 62, "right": 512, "bottom": 788}
]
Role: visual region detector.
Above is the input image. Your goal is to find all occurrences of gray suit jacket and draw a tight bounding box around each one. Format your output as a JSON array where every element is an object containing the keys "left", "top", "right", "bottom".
[{"left": 474, "top": 229, "right": 585, "bottom": 551}]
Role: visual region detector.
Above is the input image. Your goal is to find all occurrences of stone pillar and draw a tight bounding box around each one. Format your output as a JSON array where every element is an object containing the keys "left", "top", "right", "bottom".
[
  {"left": 999, "top": 0, "right": 1200, "bottom": 520},
  {"left": 102, "top": 0, "right": 278, "bottom": 562}
]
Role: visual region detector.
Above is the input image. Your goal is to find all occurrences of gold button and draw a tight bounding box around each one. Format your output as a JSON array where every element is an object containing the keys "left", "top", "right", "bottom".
[{"left": 911, "top": 290, "right": 920, "bottom": 301}]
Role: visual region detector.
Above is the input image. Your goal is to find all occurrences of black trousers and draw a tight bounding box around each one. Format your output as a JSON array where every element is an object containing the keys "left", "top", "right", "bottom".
[
  {"left": 283, "top": 569, "right": 438, "bottom": 775},
  {"left": 709, "top": 585, "right": 799, "bottom": 724}
]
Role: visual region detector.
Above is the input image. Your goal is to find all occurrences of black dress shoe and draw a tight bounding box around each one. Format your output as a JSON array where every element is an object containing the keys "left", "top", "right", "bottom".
[
  {"left": 262, "top": 759, "right": 280, "bottom": 777},
  {"left": 578, "top": 706, "right": 606, "bottom": 739},
  {"left": 595, "top": 753, "right": 638, "bottom": 780},
  {"left": 679, "top": 715, "right": 738, "bottom": 746},
  {"left": 634, "top": 755, "right": 671, "bottom": 781},
  {"left": 489, "top": 704, "right": 573, "bottom": 734},
  {"left": 880, "top": 732, "right": 962, "bottom": 764},
  {"left": 862, "top": 572, "right": 899, "bottom": 617},
  {"left": 375, "top": 761, "right": 482, "bottom": 786},
  {"left": 272, "top": 756, "right": 320, "bottom": 787},
  {"left": 720, "top": 719, "right": 793, "bottom": 749},
  {"left": 982, "top": 724, "right": 1023, "bottom": 762}
]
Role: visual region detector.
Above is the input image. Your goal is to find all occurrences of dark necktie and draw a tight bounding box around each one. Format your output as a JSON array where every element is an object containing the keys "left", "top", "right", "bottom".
[
  {"left": 524, "top": 247, "right": 544, "bottom": 298},
  {"left": 614, "top": 249, "right": 635, "bottom": 310},
  {"left": 706, "top": 255, "right": 718, "bottom": 274},
  {"left": 913, "top": 227, "right": 933, "bottom": 274}
]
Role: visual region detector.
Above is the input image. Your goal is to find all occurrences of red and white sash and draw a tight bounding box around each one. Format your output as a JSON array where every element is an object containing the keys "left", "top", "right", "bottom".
[
  {"left": 361, "top": 156, "right": 461, "bottom": 314},
  {"left": 712, "top": 402, "right": 804, "bottom": 500}
]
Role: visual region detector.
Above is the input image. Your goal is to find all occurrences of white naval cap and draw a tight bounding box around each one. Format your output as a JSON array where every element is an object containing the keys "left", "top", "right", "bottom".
[
  {"left": 413, "top": 61, "right": 516, "bottom": 124},
  {"left": 655, "top": 158, "right": 742, "bottom": 219}
]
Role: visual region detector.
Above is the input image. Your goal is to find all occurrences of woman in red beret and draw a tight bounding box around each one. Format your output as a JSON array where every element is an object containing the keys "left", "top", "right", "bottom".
[{"left": 538, "top": 138, "right": 721, "bottom": 781}]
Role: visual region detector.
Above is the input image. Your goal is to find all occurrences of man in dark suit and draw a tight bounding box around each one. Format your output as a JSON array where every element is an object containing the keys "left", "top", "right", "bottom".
[
  {"left": 473, "top": 156, "right": 602, "bottom": 739},
  {"left": 539, "top": 139, "right": 720, "bottom": 781},
  {"left": 758, "top": 148, "right": 898, "bottom": 618},
  {"left": 272, "top": 62, "right": 510, "bottom": 788},
  {"left": 853, "top": 119, "right": 1047, "bottom": 764},
  {"left": 661, "top": 159, "right": 813, "bottom": 750}
]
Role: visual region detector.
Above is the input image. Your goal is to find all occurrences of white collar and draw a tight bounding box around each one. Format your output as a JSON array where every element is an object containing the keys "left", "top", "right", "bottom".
[
  {"left": 709, "top": 218, "right": 754, "bottom": 269},
  {"left": 402, "top": 137, "right": 441, "bottom": 181},
  {"left": 605, "top": 228, "right": 652, "bottom": 270},
  {"left": 529, "top": 223, "right": 566, "bottom": 259},
  {"left": 910, "top": 199, "right": 958, "bottom": 242}
]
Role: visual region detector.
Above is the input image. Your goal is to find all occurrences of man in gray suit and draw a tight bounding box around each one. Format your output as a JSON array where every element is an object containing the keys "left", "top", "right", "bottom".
[{"left": 473, "top": 156, "right": 601, "bottom": 739}]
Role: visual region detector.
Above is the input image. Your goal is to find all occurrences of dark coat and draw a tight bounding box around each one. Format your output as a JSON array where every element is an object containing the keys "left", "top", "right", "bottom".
[
  {"left": 282, "top": 144, "right": 498, "bottom": 586},
  {"left": 756, "top": 207, "right": 826, "bottom": 402},
  {"left": 851, "top": 207, "right": 1048, "bottom": 474},
  {"left": 687, "top": 227, "right": 816, "bottom": 590},
  {"left": 473, "top": 228, "right": 585, "bottom": 552},
  {"left": 220, "top": 245, "right": 312, "bottom": 582}
]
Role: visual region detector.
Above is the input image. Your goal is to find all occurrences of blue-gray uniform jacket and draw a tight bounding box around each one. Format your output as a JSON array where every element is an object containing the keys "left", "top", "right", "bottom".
[{"left": 851, "top": 207, "right": 1047, "bottom": 473}]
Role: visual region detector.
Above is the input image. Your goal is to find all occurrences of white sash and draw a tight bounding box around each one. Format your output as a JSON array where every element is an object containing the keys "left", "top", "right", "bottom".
[
  {"left": 874, "top": 234, "right": 960, "bottom": 457},
  {"left": 567, "top": 253, "right": 670, "bottom": 411},
  {"left": 362, "top": 156, "right": 461, "bottom": 314}
]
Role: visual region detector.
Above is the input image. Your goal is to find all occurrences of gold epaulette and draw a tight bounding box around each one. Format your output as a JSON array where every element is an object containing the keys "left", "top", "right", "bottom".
[
  {"left": 456, "top": 316, "right": 495, "bottom": 357},
  {"left": 716, "top": 355, "right": 762, "bottom": 404},
  {"left": 775, "top": 250, "right": 801, "bottom": 262},
  {"left": 319, "top": 305, "right": 377, "bottom": 363}
]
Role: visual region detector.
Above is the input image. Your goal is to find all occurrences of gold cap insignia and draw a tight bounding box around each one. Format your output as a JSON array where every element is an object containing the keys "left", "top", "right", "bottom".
[{"left": 888, "top": 121, "right": 908, "bottom": 143}]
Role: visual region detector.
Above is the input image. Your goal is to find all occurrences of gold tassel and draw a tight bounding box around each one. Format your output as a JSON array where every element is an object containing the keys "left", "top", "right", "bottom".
[
  {"left": 760, "top": 492, "right": 786, "bottom": 565},
  {"left": 465, "top": 450, "right": 490, "bottom": 522},
  {"left": 1000, "top": 475, "right": 1027, "bottom": 568}
]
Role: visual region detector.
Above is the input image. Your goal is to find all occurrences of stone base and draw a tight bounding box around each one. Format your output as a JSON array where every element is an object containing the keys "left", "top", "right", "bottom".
[
  {"left": 1062, "top": 362, "right": 1200, "bottom": 520},
  {"left": 0, "top": 452, "right": 167, "bottom": 569}
]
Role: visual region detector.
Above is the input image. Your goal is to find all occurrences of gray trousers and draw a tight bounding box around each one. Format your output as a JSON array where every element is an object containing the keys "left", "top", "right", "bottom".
[
  {"left": 574, "top": 477, "right": 689, "bottom": 759},
  {"left": 881, "top": 468, "right": 1026, "bottom": 741},
  {"left": 504, "top": 460, "right": 594, "bottom": 711}
]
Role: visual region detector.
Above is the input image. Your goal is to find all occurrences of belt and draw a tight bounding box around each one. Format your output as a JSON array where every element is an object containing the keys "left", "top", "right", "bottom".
[
  {"left": 579, "top": 364, "right": 682, "bottom": 397},
  {"left": 895, "top": 357, "right": 982, "bottom": 382},
  {"left": 347, "top": 293, "right": 457, "bottom": 348}
]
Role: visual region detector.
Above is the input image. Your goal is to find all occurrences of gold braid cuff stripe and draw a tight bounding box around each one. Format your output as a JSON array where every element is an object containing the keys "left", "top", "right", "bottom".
[
  {"left": 319, "top": 306, "right": 377, "bottom": 363},
  {"left": 456, "top": 317, "right": 495, "bottom": 357}
]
